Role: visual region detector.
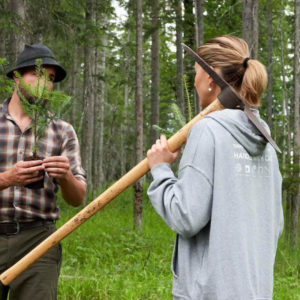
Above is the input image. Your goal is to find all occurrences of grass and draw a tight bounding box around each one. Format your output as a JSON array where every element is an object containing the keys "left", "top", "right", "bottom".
[
  {"left": 273, "top": 238, "right": 300, "bottom": 299},
  {"left": 57, "top": 186, "right": 174, "bottom": 299},
  {"left": 56, "top": 186, "right": 300, "bottom": 299}
]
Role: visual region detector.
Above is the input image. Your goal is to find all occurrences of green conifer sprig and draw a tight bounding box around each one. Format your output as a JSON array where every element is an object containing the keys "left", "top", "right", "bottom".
[{"left": 14, "top": 59, "right": 71, "bottom": 156}]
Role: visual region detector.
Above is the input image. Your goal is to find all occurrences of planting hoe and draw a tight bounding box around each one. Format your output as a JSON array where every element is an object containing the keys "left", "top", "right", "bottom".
[{"left": 0, "top": 44, "right": 280, "bottom": 290}]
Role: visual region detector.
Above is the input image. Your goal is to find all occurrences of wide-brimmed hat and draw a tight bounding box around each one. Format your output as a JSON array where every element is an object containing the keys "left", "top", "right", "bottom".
[{"left": 6, "top": 43, "right": 67, "bottom": 82}]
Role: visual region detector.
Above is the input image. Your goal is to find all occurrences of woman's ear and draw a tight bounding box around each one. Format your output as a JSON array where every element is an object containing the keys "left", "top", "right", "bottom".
[{"left": 208, "top": 77, "right": 216, "bottom": 89}]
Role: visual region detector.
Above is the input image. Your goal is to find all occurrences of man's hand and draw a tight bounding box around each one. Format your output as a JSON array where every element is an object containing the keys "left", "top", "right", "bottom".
[
  {"left": 6, "top": 160, "right": 44, "bottom": 186},
  {"left": 43, "top": 156, "right": 71, "bottom": 184},
  {"left": 147, "top": 135, "right": 181, "bottom": 169},
  {"left": 43, "top": 156, "right": 86, "bottom": 206}
]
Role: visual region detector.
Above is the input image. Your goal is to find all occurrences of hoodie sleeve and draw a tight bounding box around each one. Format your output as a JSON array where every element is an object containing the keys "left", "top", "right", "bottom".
[{"left": 147, "top": 119, "right": 215, "bottom": 239}]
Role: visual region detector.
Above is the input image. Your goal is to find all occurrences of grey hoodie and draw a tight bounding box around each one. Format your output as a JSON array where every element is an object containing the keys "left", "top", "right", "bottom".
[{"left": 148, "top": 109, "right": 284, "bottom": 300}]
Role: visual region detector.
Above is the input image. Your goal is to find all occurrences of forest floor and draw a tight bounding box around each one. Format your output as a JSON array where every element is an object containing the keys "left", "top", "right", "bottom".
[{"left": 56, "top": 186, "right": 300, "bottom": 299}]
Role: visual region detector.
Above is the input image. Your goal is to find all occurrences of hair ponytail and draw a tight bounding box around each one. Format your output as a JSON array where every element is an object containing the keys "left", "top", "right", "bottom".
[
  {"left": 239, "top": 59, "right": 267, "bottom": 106},
  {"left": 197, "top": 35, "right": 267, "bottom": 106}
]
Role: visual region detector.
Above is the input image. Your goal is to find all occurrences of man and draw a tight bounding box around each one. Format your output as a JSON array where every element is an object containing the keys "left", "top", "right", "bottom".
[{"left": 0, "top": 44, "right": 86, "bottom": 299}]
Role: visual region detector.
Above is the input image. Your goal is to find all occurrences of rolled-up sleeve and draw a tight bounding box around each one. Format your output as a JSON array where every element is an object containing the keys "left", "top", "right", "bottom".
[{"left": 61, "top": 124, "right": 87, "bottom": 185}]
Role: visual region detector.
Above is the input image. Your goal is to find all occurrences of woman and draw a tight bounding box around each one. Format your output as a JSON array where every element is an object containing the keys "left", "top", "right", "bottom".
[{"left": 147, "top": 35, "right": 283, "bottom": 300}]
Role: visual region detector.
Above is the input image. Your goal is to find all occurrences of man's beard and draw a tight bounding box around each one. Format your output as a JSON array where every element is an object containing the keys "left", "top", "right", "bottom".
[
  {"left": 19, "top": 86, "right": 48, "bottom": 107},
  {"left": 19, "top": 86, "right": 35, "bottom": 104}
]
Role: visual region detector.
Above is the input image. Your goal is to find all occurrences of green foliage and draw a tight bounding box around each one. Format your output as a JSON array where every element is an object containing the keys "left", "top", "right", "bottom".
[
  {"left": 14, "top": 60, "right": 71, "bottom": 156},
  {"left": 0, "top": 58, "right": 14, "bottom": 98}
]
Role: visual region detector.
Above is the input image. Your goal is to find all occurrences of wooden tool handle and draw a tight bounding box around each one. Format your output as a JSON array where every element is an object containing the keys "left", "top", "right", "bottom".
[{"left": 0, "top": 99, "right": 223, "bottom": 286}]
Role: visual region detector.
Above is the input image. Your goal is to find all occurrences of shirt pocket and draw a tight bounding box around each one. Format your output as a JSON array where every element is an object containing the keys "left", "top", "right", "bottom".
[{"left": 38, "top": 134, "right": 62, "bottom": 158}]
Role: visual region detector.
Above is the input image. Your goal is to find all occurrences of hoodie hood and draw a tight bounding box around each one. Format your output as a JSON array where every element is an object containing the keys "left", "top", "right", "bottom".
[{"left": 205, "top": 108, "right": 268, "bottom": 156}]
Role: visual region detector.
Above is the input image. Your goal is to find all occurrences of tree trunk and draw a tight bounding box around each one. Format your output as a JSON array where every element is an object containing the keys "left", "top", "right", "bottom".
[
  {"left": 9, "top": 0, "right": 26, "bottom": 65},
  {"left": 134, "top": 0, "right": 143, "bottom": 229},
  {"left": 93, "top": 29, "right": 107, "bottom": 196},
  {"left": 175, "top": 0, "right": 184, "bottom": 114},
  {"left": 194, "top": 0, "right": 204, "bottom": 114},
  {"left": 81, "top": 0, "right": 95, "bottom": 193},
  {"left": 70, "top": 44, "right": 78, "bottom": 127},
  {"left": 0, "top": 31, "right": 5, "bottom": 59},
  {"left": 285, "top": 194, "right": 291, "bottom": 247},
  {"left": 280, "top": 2, "right": 291, "bottom": 247},
  {"left": 194, "top": 0, "right": 204, "bottom": 48},
  {"left": 291, "top": 0, "right": 300, "bottom": 249},
  {"left": 150, "top": 0, "right": 160, "bottom": 145},
  {"left": 0, "top": 0, "right": 6, "bottom": 59},
  {"left": 0, "top": 1, "right": 5, "bottom": 58},
  {"left": 92, "top": 46, "right": 99, "bottom": 198},
  {"left": 121, "top": 33, "right": 131, "bottom": 176},
  {"left": 280, "top": 3, "right": 290, "bottom": 174},
  {"left": 242, "top": 0, "right": 259, "bottom": 59},
  {"left": 266, "top": 1, "right": 273, "bottom": 130}
]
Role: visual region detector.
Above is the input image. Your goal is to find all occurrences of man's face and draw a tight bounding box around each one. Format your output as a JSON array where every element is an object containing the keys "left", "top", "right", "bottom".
[{"left": 14, "top": 65, "right": 56, "bottom": 102}]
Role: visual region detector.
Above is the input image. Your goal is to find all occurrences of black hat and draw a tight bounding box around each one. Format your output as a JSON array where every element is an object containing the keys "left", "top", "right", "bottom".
[{"left": 6, "top": 44, "right": 67, "bottom": 82}]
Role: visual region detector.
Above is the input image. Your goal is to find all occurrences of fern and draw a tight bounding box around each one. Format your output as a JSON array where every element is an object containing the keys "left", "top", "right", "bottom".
[{"left": 152, "top": 74, "right": 195, "bottom": 138}]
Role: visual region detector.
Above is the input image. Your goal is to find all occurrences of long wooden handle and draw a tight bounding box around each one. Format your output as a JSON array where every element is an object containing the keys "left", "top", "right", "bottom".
[{"left": 0, "top": 99, "right": 223, "bottom": 286}]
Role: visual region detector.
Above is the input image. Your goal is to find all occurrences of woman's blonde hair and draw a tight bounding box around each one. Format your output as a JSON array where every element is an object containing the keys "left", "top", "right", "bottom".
[{"left": 197, "top": 35, "right": 267, "bottom": 106}]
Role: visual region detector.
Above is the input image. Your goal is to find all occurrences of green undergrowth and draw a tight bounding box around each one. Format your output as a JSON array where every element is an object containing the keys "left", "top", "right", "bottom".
[
  {"left": 273, "top": 237, "right": 300, "bottom": 299},
  {"left": 56, "top": 185, "right": 174, "bottom": 299},
  {"left": 56, "top": 186, "right": 300, "bottom": 299}
]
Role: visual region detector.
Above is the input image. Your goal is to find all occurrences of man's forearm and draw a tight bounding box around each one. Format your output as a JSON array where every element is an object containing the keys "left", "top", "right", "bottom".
[
  {"left": 58, "top": 171, "right": 86, "bottom": 206},
  {"left": 0, "top": 170, "right": 11, "bottom": 190}
]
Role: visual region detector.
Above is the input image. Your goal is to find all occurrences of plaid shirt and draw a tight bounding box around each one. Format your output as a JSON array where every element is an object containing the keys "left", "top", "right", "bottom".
[{"left": 0, "top": 98, "right": 86, "bottom": 221}]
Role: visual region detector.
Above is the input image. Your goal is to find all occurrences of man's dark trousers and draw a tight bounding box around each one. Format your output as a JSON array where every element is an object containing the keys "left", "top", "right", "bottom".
[{"left": 0, "top": 223, "right": 62, "bottom": 300}]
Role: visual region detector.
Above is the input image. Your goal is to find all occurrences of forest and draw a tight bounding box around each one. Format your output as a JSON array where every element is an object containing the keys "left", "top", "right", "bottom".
[{"left": 1, "top": 0, "right": 300, "bottom": 298}]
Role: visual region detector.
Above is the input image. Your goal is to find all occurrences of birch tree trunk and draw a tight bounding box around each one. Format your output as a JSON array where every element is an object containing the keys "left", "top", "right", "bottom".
[
  {"left": 121, "top": 32, "right": 131, "bottom": 176},
  {"left": 266, "top": 1, "right": 273, "bottom": 130},
  {"left": 81, "top": 0, "right": 95, "bottom": 191},
  {"left": 291, "top": 0, "right": 300, "bottom": 249},
  {"left": 280, "top": 2, "right": 291, "bottom": 247},
  {"left": 0, "top": 1, "right": 6, "bottom": 59},
  {"left": 242, "top": 0, "right": 259, "bottom": 59},
  {"left": 134, "top": 0, "right": 143, "bottom": 229},
  {"left": 9, "top": 0, "right": 26, "bottom": 64},
  {"left": 175, "top": 0, "right": 184, "bottom": 114},
  {"left": 93, "top": 29, "right": 107, "bottom": 196},
  {"left": 92, "top": 46, "right": 99, "bottom": 198},
  {"left": 194, "top": 0, "right": 204, "bottom": 47},
  {"left": 150, "top": 0, "right": 160, "bottom": 145},
  {"left": 194, "top": 0, "right": 204, "bottom": 114},
  {"left": 70, "top": 44, "right": 78, "bottom": 127}
]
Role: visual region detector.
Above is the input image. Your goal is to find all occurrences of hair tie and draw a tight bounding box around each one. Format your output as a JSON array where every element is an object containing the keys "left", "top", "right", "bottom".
[{"left": 243, "top": 57, "right": 251, "bottom": 68}]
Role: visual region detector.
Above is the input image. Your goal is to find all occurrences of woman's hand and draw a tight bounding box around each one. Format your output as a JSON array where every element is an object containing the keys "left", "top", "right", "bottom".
[{"left": 147, "top": 135, "right": 181, "bottom": 169}]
